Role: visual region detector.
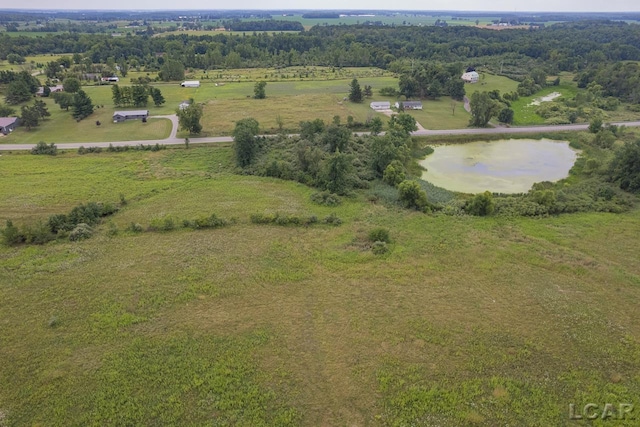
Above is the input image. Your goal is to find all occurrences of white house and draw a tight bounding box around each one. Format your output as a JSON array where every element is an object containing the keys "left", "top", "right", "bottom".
[
  {"left": 461, "top": 71, "right": 480, "bottom": 83},
  {"left": 178, "top": 101, "right": 191, "bottom": 110},
  {"left": 370, "top": 101, "right": 391, "bottom": 110},
  {"left": 101, "top": 76, "right": 119, "bottom": 82},
  {"left": 181, "top": 80, "right": 200, "bottom": 88}
]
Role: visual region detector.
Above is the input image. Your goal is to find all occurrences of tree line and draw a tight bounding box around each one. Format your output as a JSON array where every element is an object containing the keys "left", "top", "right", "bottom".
[{"left": 2, "top": 21, "right": 640, "bottom": 77}]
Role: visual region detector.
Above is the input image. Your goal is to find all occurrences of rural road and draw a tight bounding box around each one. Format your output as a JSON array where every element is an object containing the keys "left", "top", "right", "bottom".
[{"left": 2, "top": 118, "right": 640, "bottom": 151}]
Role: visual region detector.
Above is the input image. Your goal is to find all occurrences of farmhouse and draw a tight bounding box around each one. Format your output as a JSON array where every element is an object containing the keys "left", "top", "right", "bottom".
[
  {"left": 370, "top": 101, "right": 391, "bottom": 110},
  {"left": 181, "top": 80, "right": 200, "bottom": 88},
  {"left": 462, "top": 71, "right": 480, "bottom": 83},
  {"left": 101, "top": 76, "right": 119, "bottom": 83},
  {"left": 0, "top": 117, "right": 19, "bottom": 135},
  {"left": 112, "top": 110, "right": 149, "bottom": 123},
  {"left": 395, "top": 101, "right": 423, "bottom": 110}
]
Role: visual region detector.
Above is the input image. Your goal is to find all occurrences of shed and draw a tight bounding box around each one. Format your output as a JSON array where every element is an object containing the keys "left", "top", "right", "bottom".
[
  {"left": 181, "top": 80, "right": 200, "bottom": 88},
  {"left": 0, "top": 117, "right": 19, "bottom": 135},
  {"left": 370, "top": 101, "right": 391, "bottom": 110},
  {"left": 113, "top": 110, "right": 149, "bottom": 123}
]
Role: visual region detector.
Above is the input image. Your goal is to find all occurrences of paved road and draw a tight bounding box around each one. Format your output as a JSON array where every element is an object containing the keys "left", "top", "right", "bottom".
[{"left": 2, "top": 119, "right": 640, "bottom": 151}]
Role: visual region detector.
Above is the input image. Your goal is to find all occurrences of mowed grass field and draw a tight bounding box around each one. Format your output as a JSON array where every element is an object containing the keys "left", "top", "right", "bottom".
[{"left": 1, "top": 146, "right": 639, "bottom": 425}]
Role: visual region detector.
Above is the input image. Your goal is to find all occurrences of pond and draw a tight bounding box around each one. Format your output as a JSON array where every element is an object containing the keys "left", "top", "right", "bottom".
[{"left": 419, "top": 139, "right": 579, "bottom": 194}]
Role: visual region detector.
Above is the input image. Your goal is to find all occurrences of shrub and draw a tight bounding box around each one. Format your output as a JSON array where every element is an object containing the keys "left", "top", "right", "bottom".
[
  {"left": 368, "top": 227, "right": 391, "bottom": 243},
  {"left": 127, "top": 222, "right": 144, "bottom": 233},
  {"left": 149, "top": 215, "right": 176, "bottom": 232},
  {"left": 78, "top": 146, "right": 103, "bottom": 155},
  {"left": 69, "top": 223, "right": 93, "bottom": 241},
  {"left": 48, "top": 316, "right": 60, "bottom": 328},
  {"left": 322, "top": 213, "right": 342, "bottom": 225},
  {"left": 23, "top": 220, "right": 55, "bottom": 244},
  {"left": 310, "top": 191, "right": 341, "bottom": 206},
  {"left": 465, "top": 191, "right": 495, "bottom": 216},
  {"left": 1, "top": 220, "right": 25, "bottom": 246},
  {"left": 106, "top": 222, "right": 118, "bottom": 237},
  {"left": 383, "top": 160, "right": 406, "bottom": 187},
  {"left": 371, "top": 241, "right": 389, "bottom": 255},
  {"left": 31, "top": 141, "right": 57, "bottom": 155},
  {"left": 47, "top": 214, "right": 71, "bottom": 233},
  {"left": 192, "top": 213, "right": 228, "bottom": 229},
  {"left": 398, "top": 180, "right": 428, "bottom": 211}
]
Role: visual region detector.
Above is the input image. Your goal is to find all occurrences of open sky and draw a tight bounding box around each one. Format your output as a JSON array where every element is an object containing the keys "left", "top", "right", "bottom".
[{"left": 11, "top": 1, "right": 640, "bottom": 12}]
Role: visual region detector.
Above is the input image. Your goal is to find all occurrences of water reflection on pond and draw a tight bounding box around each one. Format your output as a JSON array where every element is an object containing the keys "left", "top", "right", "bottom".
[{"left": 419, "top": 139, "right": 578, "bottom": 194}]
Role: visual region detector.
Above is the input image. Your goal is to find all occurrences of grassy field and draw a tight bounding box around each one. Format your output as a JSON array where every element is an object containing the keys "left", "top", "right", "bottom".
[
  {"left": 464, "top": 73, "right": 519, "bottom": 97},
  {"left": 0, "top": 145, "right": 639, "bottom": 425}
]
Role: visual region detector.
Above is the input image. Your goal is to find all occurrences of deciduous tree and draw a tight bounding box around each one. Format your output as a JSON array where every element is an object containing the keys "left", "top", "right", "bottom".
[
  {"left": 253, "top": 81, "right": 267, "bottom": 99},
  {"left": 177, "top": 103, "right": 203, "bottom": 135},
  {"left": 469, "top": 91, "right": 499, "bottom": 127},
  {"left": 233, "top": 118, "right": 260, "bottom": 167}
]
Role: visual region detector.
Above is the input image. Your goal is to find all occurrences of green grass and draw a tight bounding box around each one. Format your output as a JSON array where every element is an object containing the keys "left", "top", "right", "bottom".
[
  {"left": 1, "top": 146, "right": 640, "bottom": 425},
  {"left": 409, "top": 97, "right": 471, "bottom": 129},
  {"left": 511, "top": 84, "right": 579, "bottom": 125},
  {"left": 463, "top": 73, "right": 520, "bottom": 97},
  {"left": 2, "top": 96, "right": 172, "bottom": 144}
]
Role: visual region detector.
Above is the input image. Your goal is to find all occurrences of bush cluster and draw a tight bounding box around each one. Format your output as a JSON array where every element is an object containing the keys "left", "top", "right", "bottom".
[
  {"left": 105, "top": 143, "right": 166, "bottom": 153},
  {"left": 310, "top": 191, "right": 341, "bottom": 206},
  {"left": 78, "top": 146, "right": 103, "bottom": 154},
  {"left": 131, "top": 213, "right": 232, "bottom": 234},
  {"left": 368, "top": 227, "right": 391, "bottom": 244},
  {"left": 31, "top": 141, "right": 57, "bottom": 155},
  {"left": 1, "top": 201, "right": 118, "bottom": 246},
  {"left": 250, "top": 212, "right": 342, "bottom": 226},
  {"left": 182, "top": 214, "right": 229, "bottom": 229}
]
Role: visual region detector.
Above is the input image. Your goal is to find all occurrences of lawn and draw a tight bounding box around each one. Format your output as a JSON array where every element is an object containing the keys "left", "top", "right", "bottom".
[
  {"left": 409, "top": 96, "right": 471, "bottom": 129},
  {"left": 1, "top": 96, "right": 172, "bottom": 144},
  {"left": 463, "top": 73, "right": 519, "bottom": 97},
  {"left": 0, "top": 146, "right": 639, "bottom": 425}
]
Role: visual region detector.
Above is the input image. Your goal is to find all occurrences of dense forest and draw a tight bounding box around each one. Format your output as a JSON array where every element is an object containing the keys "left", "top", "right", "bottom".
[{"left": 2, "top": 21, "right": 640, "bottom": 76}]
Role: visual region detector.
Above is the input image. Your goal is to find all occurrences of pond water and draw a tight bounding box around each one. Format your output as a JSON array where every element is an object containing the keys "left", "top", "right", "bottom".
[{"left": 419, "top": 139, "right": 578, "bottom": 194}]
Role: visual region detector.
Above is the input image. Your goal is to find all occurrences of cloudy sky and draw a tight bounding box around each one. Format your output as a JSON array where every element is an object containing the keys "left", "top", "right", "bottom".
[{"left": 12, "top": 1, "right": 640, "bottom": 12}]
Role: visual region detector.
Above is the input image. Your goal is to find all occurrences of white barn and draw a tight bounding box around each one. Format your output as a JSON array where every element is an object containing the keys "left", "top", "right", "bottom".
[
  {"left": 181, "top": 80, "right": 200, "bottom": 88},
  {"left": 461, "top": 71, "right": 480, "bottom": 83}
]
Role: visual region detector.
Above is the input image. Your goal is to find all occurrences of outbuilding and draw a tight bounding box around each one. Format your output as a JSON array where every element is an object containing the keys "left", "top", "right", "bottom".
[
  {"left": 0, "top": 117, "right": 19, "bottom": 135},
  {"left": 113, "top": 110, "right": 149, "bottom": 123},
  {"left": 181, "top": 80, "right": 200, "bottom": 88},
  {"left": 370, "top": 101, "right": 391, "bottom": 110}
]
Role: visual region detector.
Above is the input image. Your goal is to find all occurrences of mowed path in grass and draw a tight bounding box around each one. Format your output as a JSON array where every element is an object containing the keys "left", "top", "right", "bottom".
[{"left": 1, "top": 146, "right": 639, "bottom": 425}]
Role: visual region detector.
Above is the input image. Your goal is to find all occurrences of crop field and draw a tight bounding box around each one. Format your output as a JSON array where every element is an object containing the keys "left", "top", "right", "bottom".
[{"left": 0, "top": 145, "right": 639, "bottom": 425}]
